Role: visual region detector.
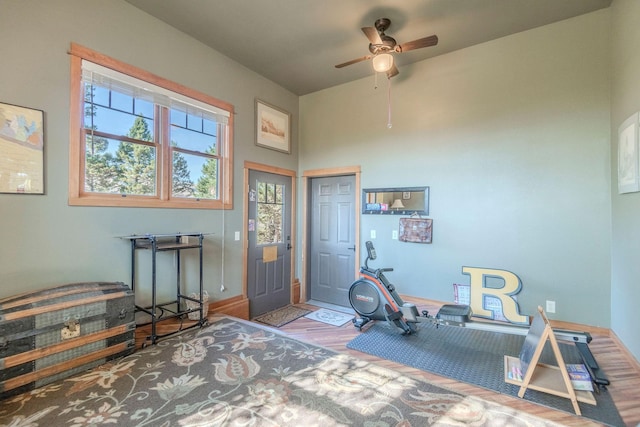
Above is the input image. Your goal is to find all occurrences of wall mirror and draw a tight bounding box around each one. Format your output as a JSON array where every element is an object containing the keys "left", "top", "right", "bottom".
[{"left": 362, "top": 186, "right": 429, "bottom": 215}]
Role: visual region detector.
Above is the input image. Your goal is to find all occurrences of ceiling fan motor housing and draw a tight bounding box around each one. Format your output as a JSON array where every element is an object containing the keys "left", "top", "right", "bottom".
[
  {"left": 374, "top": 18, "right": 391, "bottom": 32},
  {"left": 369, "top": 36, "right": 397, "bottom": 54}
]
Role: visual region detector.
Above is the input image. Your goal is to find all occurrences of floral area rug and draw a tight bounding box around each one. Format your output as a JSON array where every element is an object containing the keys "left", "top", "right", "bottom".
[
  {"left": 0, "top": 317, "right": 563, "bottom": 427},
  {"left": 253, "top": 305, "right": 311, "bottom": 327}
]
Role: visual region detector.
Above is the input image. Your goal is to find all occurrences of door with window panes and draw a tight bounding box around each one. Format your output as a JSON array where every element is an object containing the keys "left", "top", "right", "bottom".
[{"left": 247, "top": 170, "right": 292, "bottom": 318}]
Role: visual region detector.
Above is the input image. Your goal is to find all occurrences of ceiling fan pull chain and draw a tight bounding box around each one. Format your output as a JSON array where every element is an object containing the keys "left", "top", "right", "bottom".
[{"left": 387, "top": 76, "right": 392, "bottom": 129}]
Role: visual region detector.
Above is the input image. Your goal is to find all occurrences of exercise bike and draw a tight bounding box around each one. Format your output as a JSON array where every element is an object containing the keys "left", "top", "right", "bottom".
[{"left": 348, "top": 241, "right": 463, "bottom": 334}]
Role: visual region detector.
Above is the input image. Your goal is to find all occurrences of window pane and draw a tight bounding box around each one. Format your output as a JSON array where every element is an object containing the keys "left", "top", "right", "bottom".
[
  {"left": 85, "top": 136, "right": 156, "bottom": 196},
  {"left": 111, "top": 91, "right": 133, "bottom": 113},
  {"left": 172, "top": 150, "right": 218, "bottom": 199},
  {"left": 84, "top": 135, "right": 120, "bottom": 193},
  {"left": 170, "top": 109, "right": 217, "bottom": 154},
  {"left": 266, "top": 183, "right": 275, "bottom": 203},
  {"left": 171, "top": 109, "right": 186, "bottom": 127},
  {"left": 117, "top": 142, "right": 156, "bottom": 195},
  {"left": 203, "top": 120, "right": 217, "bottom": 136},
  {"left": 134, "top": 100, "right": 154, "bottom": 119},
  {"left": 256, "top": 179, "right": 285, "bottom": 245},
  {"left": 88, "top": 84, "right": 110, "bottom": 107},
  {"left": 257, "top": 203, "right": 283, "bottom": 244},
  {"left": 187, "top": 113, "right": 202, "bottom": 131},
  {"left": 85, "top": 84, "right": 154, "bottom": 141}
]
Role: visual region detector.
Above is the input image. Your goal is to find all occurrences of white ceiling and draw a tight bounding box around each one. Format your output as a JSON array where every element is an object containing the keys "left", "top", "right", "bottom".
[{"left": 125, "top": 0, "right": 611, "bottom": 96}]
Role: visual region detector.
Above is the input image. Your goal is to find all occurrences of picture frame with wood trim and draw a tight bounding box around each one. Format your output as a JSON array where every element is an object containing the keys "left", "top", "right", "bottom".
[
  {"left": 255, "top": 99, "right": 291, "bottom": 154},
  {"left": 0, "top": 101, "right": 45, "bottom": 194}
]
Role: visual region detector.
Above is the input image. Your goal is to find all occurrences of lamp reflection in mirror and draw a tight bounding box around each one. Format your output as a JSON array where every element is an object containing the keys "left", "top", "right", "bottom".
[
  {"left": 391, "top": 199, "right": 405, "bottom": 209},
  {"left": 372, "top": 53, "right": 394, "bottom": 72}
]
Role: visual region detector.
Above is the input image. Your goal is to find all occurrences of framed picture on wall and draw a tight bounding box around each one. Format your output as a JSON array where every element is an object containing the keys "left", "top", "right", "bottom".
[
  {"left": 617, "top": 112, "right": 640, "bottom": 194},
  {"left": 0, "top": 102, "right": 45, "bottom": 194},
  {"left": 255, "top": 99, "right": 291, "bottom": 154}
]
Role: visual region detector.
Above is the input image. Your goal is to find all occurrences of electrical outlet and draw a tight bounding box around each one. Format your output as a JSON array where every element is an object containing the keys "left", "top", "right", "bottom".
[
  {"left": 392, "top": 230, "right": 398, "bottom": 240},
  {"left": 546, "top": 300, "right": 556, "bottom": 313},
  {"left": 220, "top": 284, "right": 226, "bottom": 292},
  {"left": 234, "top": 231, "right": 240, "bottom": 241},
  {"left": 370, "top": 229, "right": 376, "bottom": 239}
]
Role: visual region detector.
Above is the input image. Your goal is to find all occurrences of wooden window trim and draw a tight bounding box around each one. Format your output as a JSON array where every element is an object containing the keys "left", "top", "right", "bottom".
[{"left": 68, "top": 43, "right": 234, "bottom": 209}]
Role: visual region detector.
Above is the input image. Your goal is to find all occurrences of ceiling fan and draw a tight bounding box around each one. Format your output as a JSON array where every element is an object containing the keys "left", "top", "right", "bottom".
[{"left": 335, "top": 18, "right": 438, "bottom": 78}]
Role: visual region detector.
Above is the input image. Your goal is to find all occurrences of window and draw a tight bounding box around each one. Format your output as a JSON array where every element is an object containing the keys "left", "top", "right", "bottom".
[
  {"left": 69, "top": 44, "right": 233, "bottom": 209},
  {"left": 256, "top": 180, "right": 285, "bottom": 244}
]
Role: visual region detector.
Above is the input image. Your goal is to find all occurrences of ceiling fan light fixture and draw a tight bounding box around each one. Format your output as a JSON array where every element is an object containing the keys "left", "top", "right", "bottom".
[{"left": 372, "top": 53, "right": 394, "bottom": 72}]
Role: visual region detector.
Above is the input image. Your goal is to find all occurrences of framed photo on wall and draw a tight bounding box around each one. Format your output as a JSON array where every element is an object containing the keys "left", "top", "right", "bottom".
[
  {"left": 255, "top": 99, "right": 291, "bottom": 154},
  {"left": 617, "top": 112, "right": 640, "bottom": 194},
  {"left": 0, "top": 102, "right": 45, "bottom": 194}
]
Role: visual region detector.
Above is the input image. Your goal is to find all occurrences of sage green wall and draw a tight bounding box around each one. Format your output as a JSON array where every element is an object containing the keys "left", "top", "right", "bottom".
[
  {"left": 300, "top": 10, "right": 612, "bottom": 327},
  {"left": 2, "top": 1, "right": 632, "bottom": 358},
  {"left": 610, "top": 0, "right": 640, "bottom": 360},
  {"left": 0, "top": 0, "right": 298, "bottom": 303}
]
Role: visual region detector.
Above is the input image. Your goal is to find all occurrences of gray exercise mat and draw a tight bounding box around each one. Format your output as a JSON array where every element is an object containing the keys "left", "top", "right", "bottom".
[{"left": 347, "top": 321, "right": 623, "bottom": 427}]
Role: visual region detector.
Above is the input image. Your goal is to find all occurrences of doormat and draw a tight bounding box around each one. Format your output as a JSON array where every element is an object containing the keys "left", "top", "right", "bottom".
[
  {"left": 253, "top": 305, "right": 311, "bottom": 328},
  {"left": 305, "top": 308, "right": 354, "bottom": 327},
  {"left": 347, "top": 322, "right": 623, "bottom": 427}
]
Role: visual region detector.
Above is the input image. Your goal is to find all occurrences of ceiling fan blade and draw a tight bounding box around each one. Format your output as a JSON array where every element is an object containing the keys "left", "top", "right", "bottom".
[
  {"left": 397, "top": 35, "right": 438, "bottom": 53},
  {"left": 335, "top": 55, "right": 372, "bottom": 68},
  {"left": 386, "top": 64, "right": 399, "bottom": 78},
  {"left": 361, "top": 26, "right": 382, "bottom": 45}
]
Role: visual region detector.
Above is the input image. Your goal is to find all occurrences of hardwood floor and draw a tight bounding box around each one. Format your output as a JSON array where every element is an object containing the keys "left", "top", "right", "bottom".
[{"left": 136, "top": 298, "right": 640, "bottom": 427}]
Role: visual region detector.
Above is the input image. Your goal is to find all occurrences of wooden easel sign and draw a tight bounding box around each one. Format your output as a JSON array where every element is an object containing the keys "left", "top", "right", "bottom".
[{"left": 503, "top": 306, "right": 595, "bottom": 415}]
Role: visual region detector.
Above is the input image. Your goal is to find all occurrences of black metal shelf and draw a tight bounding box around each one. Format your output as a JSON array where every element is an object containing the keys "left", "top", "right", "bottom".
[{"left": 121, "top": 232, "right": 208, "bottom": 345}]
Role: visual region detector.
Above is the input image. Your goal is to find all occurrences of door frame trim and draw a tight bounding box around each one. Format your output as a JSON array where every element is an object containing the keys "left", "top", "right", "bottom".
[
  {"left": 243, "top": 161, "right": 297, "bottom": 303},
  {"left": 301, "top": 165, "right": 361, "bottom": 303}
]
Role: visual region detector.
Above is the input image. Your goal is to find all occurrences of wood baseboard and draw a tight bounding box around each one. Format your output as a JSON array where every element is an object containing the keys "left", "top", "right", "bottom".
[
  {"left": 210, "top": 295, "right": 249, "bottom": 320},
  {"left": 292, "top": 278, "right": 300, "bottom": 304},
  {"left": 610, "top": 329, "right": 640, "bottom": 373}
]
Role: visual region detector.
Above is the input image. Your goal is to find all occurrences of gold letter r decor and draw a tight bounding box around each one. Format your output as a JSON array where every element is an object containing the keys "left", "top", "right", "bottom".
[{"left": 462, "top": 266, "right": 529, "bottom": 325}]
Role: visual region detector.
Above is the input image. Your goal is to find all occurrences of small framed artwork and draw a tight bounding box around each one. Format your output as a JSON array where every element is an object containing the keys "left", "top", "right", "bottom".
[
  {"left": 402, "top": 191, "right": 411, "bottom": 199},
  {"left": 255, "top": 99, "right": 291, "bottom": 154},
  {"left": 0, "top": 102, "right": 45, "bottom": 194},
  {"left": 618, "top": 112, "right": 640, "bottom": 194}
]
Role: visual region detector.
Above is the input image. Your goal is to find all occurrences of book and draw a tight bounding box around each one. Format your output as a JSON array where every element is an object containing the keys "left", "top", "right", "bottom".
[{"left": 566, "top": 363, "right": 594, "bottom": 391}]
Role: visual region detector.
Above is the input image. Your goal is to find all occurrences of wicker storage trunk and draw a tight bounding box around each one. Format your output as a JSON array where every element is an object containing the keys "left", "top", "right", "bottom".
[{"left": 0, "top": 282, "right": 135, "bottom": 399}]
